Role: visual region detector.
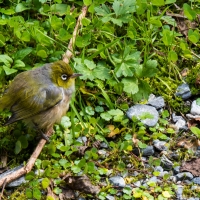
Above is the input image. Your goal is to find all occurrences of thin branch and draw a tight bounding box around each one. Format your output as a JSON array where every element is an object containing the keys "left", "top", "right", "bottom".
[{"left": 63, "top": 6, "right": 88, "bottom": 64}]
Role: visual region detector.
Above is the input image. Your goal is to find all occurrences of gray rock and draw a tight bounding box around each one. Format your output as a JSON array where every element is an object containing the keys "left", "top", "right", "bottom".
[
  {"left": 175, "top": 83, "right": 191, "bottom": 100},
  {"left": 154, "top": 166, "right": 163, "bottom": 172},
  {"left": 142, "top": 146, "right": 155, "bottom": 156},
  {"left": 192, "top": 177, "right": 200, "bottom": 185},
  {"left": 161, "top": 155, "right": 173, "bottom": 170},
  {"left": 191, "top": 100, "right": 200, "bottom": 115},
  {"left": 134, "top": 181, "right": 141, "bottom": 187},
  {"left": 106, "top": 194, "right": 115, "bottom": 200},
  {"left": 173, "top": 166, "right": 180, "bottom": 175},
  {"left": 153, "top": 140, "right": 168, "bottom": 151},
  {"left": 188, "top": 198, "right": 200, "bottom": 200},
  {"left": 77, "top": 136, "right": 87, "bottom": 144},
  {"left": 175, "top": 118, "right": 187, "bottom": 131},
  {"left": 127, "top": 104, "right": 159, "bottom": 127},
  {"left": 172, "top": 113, "right": 184, "bottom": 123},
  {"left": 109, "top": 176, "right": 125, "bottom": 187},
  {"left": 176, "top": 185, "right": 184, "bottom": 200},
  {"left": 147, "top": 94, "right": 165, "bottom": 109},
  {"left": 100, "top": 142, "right": 109, "bottom": 148},
  {"left": 176, "top": 172, "right": 193, "bottom": 181},
  {"left": 7, "top": 176, "right": 26, "bottom": 187},
  {"left": 132, "top": 146, "right": 154, "bottom": 157}
]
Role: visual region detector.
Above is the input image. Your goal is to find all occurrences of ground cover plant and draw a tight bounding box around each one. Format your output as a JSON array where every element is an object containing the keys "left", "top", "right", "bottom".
[{"left": 1, "top": 0, "right": 200, "bottom": 199}]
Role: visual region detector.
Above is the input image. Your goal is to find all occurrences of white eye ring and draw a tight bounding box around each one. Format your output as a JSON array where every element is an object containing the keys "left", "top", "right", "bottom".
[{"left": 61, "top": 74, "right": 68, "bottom": 81}]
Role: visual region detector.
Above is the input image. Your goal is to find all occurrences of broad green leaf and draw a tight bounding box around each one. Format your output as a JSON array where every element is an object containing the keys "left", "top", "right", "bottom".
[
  {"left": 83, "top": 0, "right": 92, "bottom": 6},
  {"left": 15, "top": 3, "right": 29, "bottom": 12},
  {"left": 74, "top": 61, "right": 95, "bottom": 80},
  {"left": 60, "top": 116, "right": 71, "bottom": 128},
  {"left": 162, "top": 191, "right": 171, "bottom": 198},
  {"left": 95, "top": 4, "right": 111, "bottom": 16},
  {"left": 168, "top": 51, "right": 178, "bottom": 62},
  {"left": 165, "top": 0, "right": 176, "bottom": 4},
  {"left": 71, "top": 165, "right": 81, "bottom": 173},
  {"left": 149, "top": 17, "right": 162, "bottom": 27},
  {"left": 42, "top": 178, "right": 50, "bottom": 189},
  {"left": 93, "top": 63, "right": 111, "bottom": 80},
  {"left": 14, "top": 48, "right": 33, "bottom": 60},
  {"left": 33, "top": 188, "right": 42, "bottom": 200},
  {"left": 76, "top": 34, "right": 91, "bottom": 48},
  {"left": 115, "top": 63, "right": 133, "bottom": 77},
  {"left": 84, "top": 59, "right": 96, "bottom": 70},
  {"left": 132, "top": 80, "right": 151, "bottom": 101},
  {"left": 15, "top": 140, "right": 21, "bottom": 154},
  {"left": 152, "top": 0, "right": 165, "bottom": 6},
  {"left": 136, "top": 0, "right": 147, "bottom": 14},
  {"left": 161, "top": 16, "right": 177, "bottom": 26},
  {"left": 85, "top": 106, "right": 95, "bottom": 115},
  {"left": 53, "top": 187, "right": 62, "bottom": 194},
  {"left": 81, "top": 17, "right": 91, "bottom": 26},
  {"left": 100, "top": 112, "right": 112, "bottom": 121},
  {"left": 3, "top": 65, "right": 17, "bottom": 75},
  {"left": 188, "top": 29, "right": 199, "bottom": 44},
  {"left": 21, "top": 31, "right": 31, "bottom": 42},
  {"left": 108, "top": 109, "right": 123, "bottom": 116},
  {"left": 50, "top": 15, "right": 63, "bottom": 30},
  {"left": 0, "top": 8, "right": 15, "bottom": 15},
  {"left": 64, "top": 15, "right": 76, "bottom": 29},
  {"left": 190, "top": 126, "right": 200, "bottom": 138},
  {"left": 0, "top": 55, "right": 13, "bottom": 65},
  {"left": 58, "top": 28, "right": 71, "bottom": 41},
  {"left": 25, "top": 188, "right": 32, "bottom": 198},
  {"left": 13, "top": 60, "right": 25, "bottom": 69},
  {"left": 122, "top": 77, "right": 139, "bottom": 94},
  {"left": 37, "top": 50, "right": 48, "bottom": 58},
  {"left": 162, "top": 29, "right": 173, "bottom": 46},
  {"left": 183, "top": 3, "right": 196, "bottom": 21},
  {"left": 51, "top": 4, "right": 68, "bottom": 16},
  {"left": 0, "top": 34, "right": 5, "bottom": 47},
  {"left": 18, "top": 135, "right": 28, "bottom": 149},
  {"left": 142, "top": 59, "right": 158, "bottom": 77},
  {"left": 196, "top": 98, "right": 200, "bottom": 106}
]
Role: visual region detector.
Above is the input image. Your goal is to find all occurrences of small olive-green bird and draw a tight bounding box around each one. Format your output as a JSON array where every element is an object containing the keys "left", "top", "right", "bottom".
[{"left": 0, "top": 60, "right": 81, "bottom": 137}]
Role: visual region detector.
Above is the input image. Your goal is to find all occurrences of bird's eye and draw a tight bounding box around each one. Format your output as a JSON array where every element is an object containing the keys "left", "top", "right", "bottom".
[{"left": 61, "top": 74, "right": 68, "bottom": 81}]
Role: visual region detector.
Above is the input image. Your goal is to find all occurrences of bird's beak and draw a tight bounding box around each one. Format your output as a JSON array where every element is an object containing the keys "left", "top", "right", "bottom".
[{"left": 71, "top": 73, "right": 83, "bottom": 78}]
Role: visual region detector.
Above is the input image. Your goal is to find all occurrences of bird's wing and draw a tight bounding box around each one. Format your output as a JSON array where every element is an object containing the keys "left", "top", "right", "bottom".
[{"left": 5, "top": 85, "right": 63, "bottom": 125}]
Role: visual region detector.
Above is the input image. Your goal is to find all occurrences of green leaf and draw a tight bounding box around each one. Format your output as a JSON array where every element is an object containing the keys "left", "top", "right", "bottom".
[
  {"left": 74, "top": 62, "right": 95, "bottom": 81},
  {"left": 60, "top": 116, "right": 71, "bottom": 128},
  {"left": 81, "top": 17, "right": 91, "bottom": 26},
  {"left": 14, "top": 48, "right": 33, "bottom": 60},
  {"left": 168, "top": 51, "right": 178, "bottom": 62},
  {"left": 84, "top": 59, "right": 96, "bottom": 70},
  {"left": 190, "top": 126, "right": 200, "bottom": 138},
  {"left": 15, "top": 3, "right": 29, "bottom": 12},
  {"left": 162, "top": 29, "right": 173, "bottom": 46},
  {"left": 85, "top": 106, "right": 95, "bottom": 115},
  {"left": 53, "top": 187, "right": 62, "bottom": 194},
  {"left": 188, "top": 29, "right": 199, "bottom": 44},
  {"left": 76, "top": 33, "right": 91, "bottom": 48},
  {"left": 33, "top": 188, "right": 41, "bottom": 200},
  {"left": 59, "top": 158, "right": 68, "bottom": 169},
  {"left": 3, "top": 65, "right": 17, "bottom": 75},
  {"left": 13, "top": 60, "right": 25, "bottom": 69},
  {"left": 51, "top": 4, "right": 68, "bottom": 16},
  {"left": 37, "top": 50, "right": 48, "bottom": 58},
  {"left": 18, "top": 135, "right": 28, "bottom": 149},
  {"left": 149, "top": 17, "right": 162, "bottom": 27},
  {"left": 151, "top": 0, "right": 165, "bottom": 6},
  {"left": 93, "top": 62, "right": 111, "bottom": 80},
  {"left": 0, "top": 55, "right": 13, "bottom": 65},
  {"left": 100, "top": 112, "right": 112, "bottom": 121},
  {"left": 71, "top": 165, "right": 81, "bottom": 173},
  {"left": 142, "top": 59, "right": 158, "bottom": 77},
  {"left": 15, "top": 140, "right": 21, "bottom": 154},
  {"left": 83, "top": 0, "right": 92, "bottom": 6},
  {"left": 161, "top": 16, "right": 177, "bottom": 26},
  {"left": 196, "top": 98, "right": 200, "bottom": 106},
  {"left": 25, "top": 188, "right": 32, "bottom": 198},
  {"left": 50, "top": 16, "right": 63, "bottom": 30},
  {"left": 183, "top": 3, "right": 196, "bottom": 21},
  {"left": 42, "top": 178, "right": 50, "bottom": 189},
  {"left": 122, "top": 77, "right": 139, "bottom": 94},
  {"left": 165, "top": 0, "right": 176, "bottom": 4}
]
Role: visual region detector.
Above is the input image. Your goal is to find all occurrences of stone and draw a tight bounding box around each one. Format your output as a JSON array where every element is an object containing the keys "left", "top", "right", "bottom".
[
  {"left": 109, "top": 176, "right": 126, "bottom": 188},
  {"left": 147, "top": 94, "right": 165, "bottom": 109},
  {"left": 127, "top": 104, "right": 159, "bottom": 127},
  {"left": 175, "top": 83, "right": 191, "bottom": 100}
]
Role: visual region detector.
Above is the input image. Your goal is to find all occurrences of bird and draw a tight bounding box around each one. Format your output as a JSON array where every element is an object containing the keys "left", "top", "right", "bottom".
[{"left": 0, "top": 60, "right": 82, "bottom": 139}]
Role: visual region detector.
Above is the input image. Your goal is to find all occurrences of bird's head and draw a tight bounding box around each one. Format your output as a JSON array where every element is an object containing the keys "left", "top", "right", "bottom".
[{"left": 50, "top": 60, "right": 82, "bottom": 89}]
